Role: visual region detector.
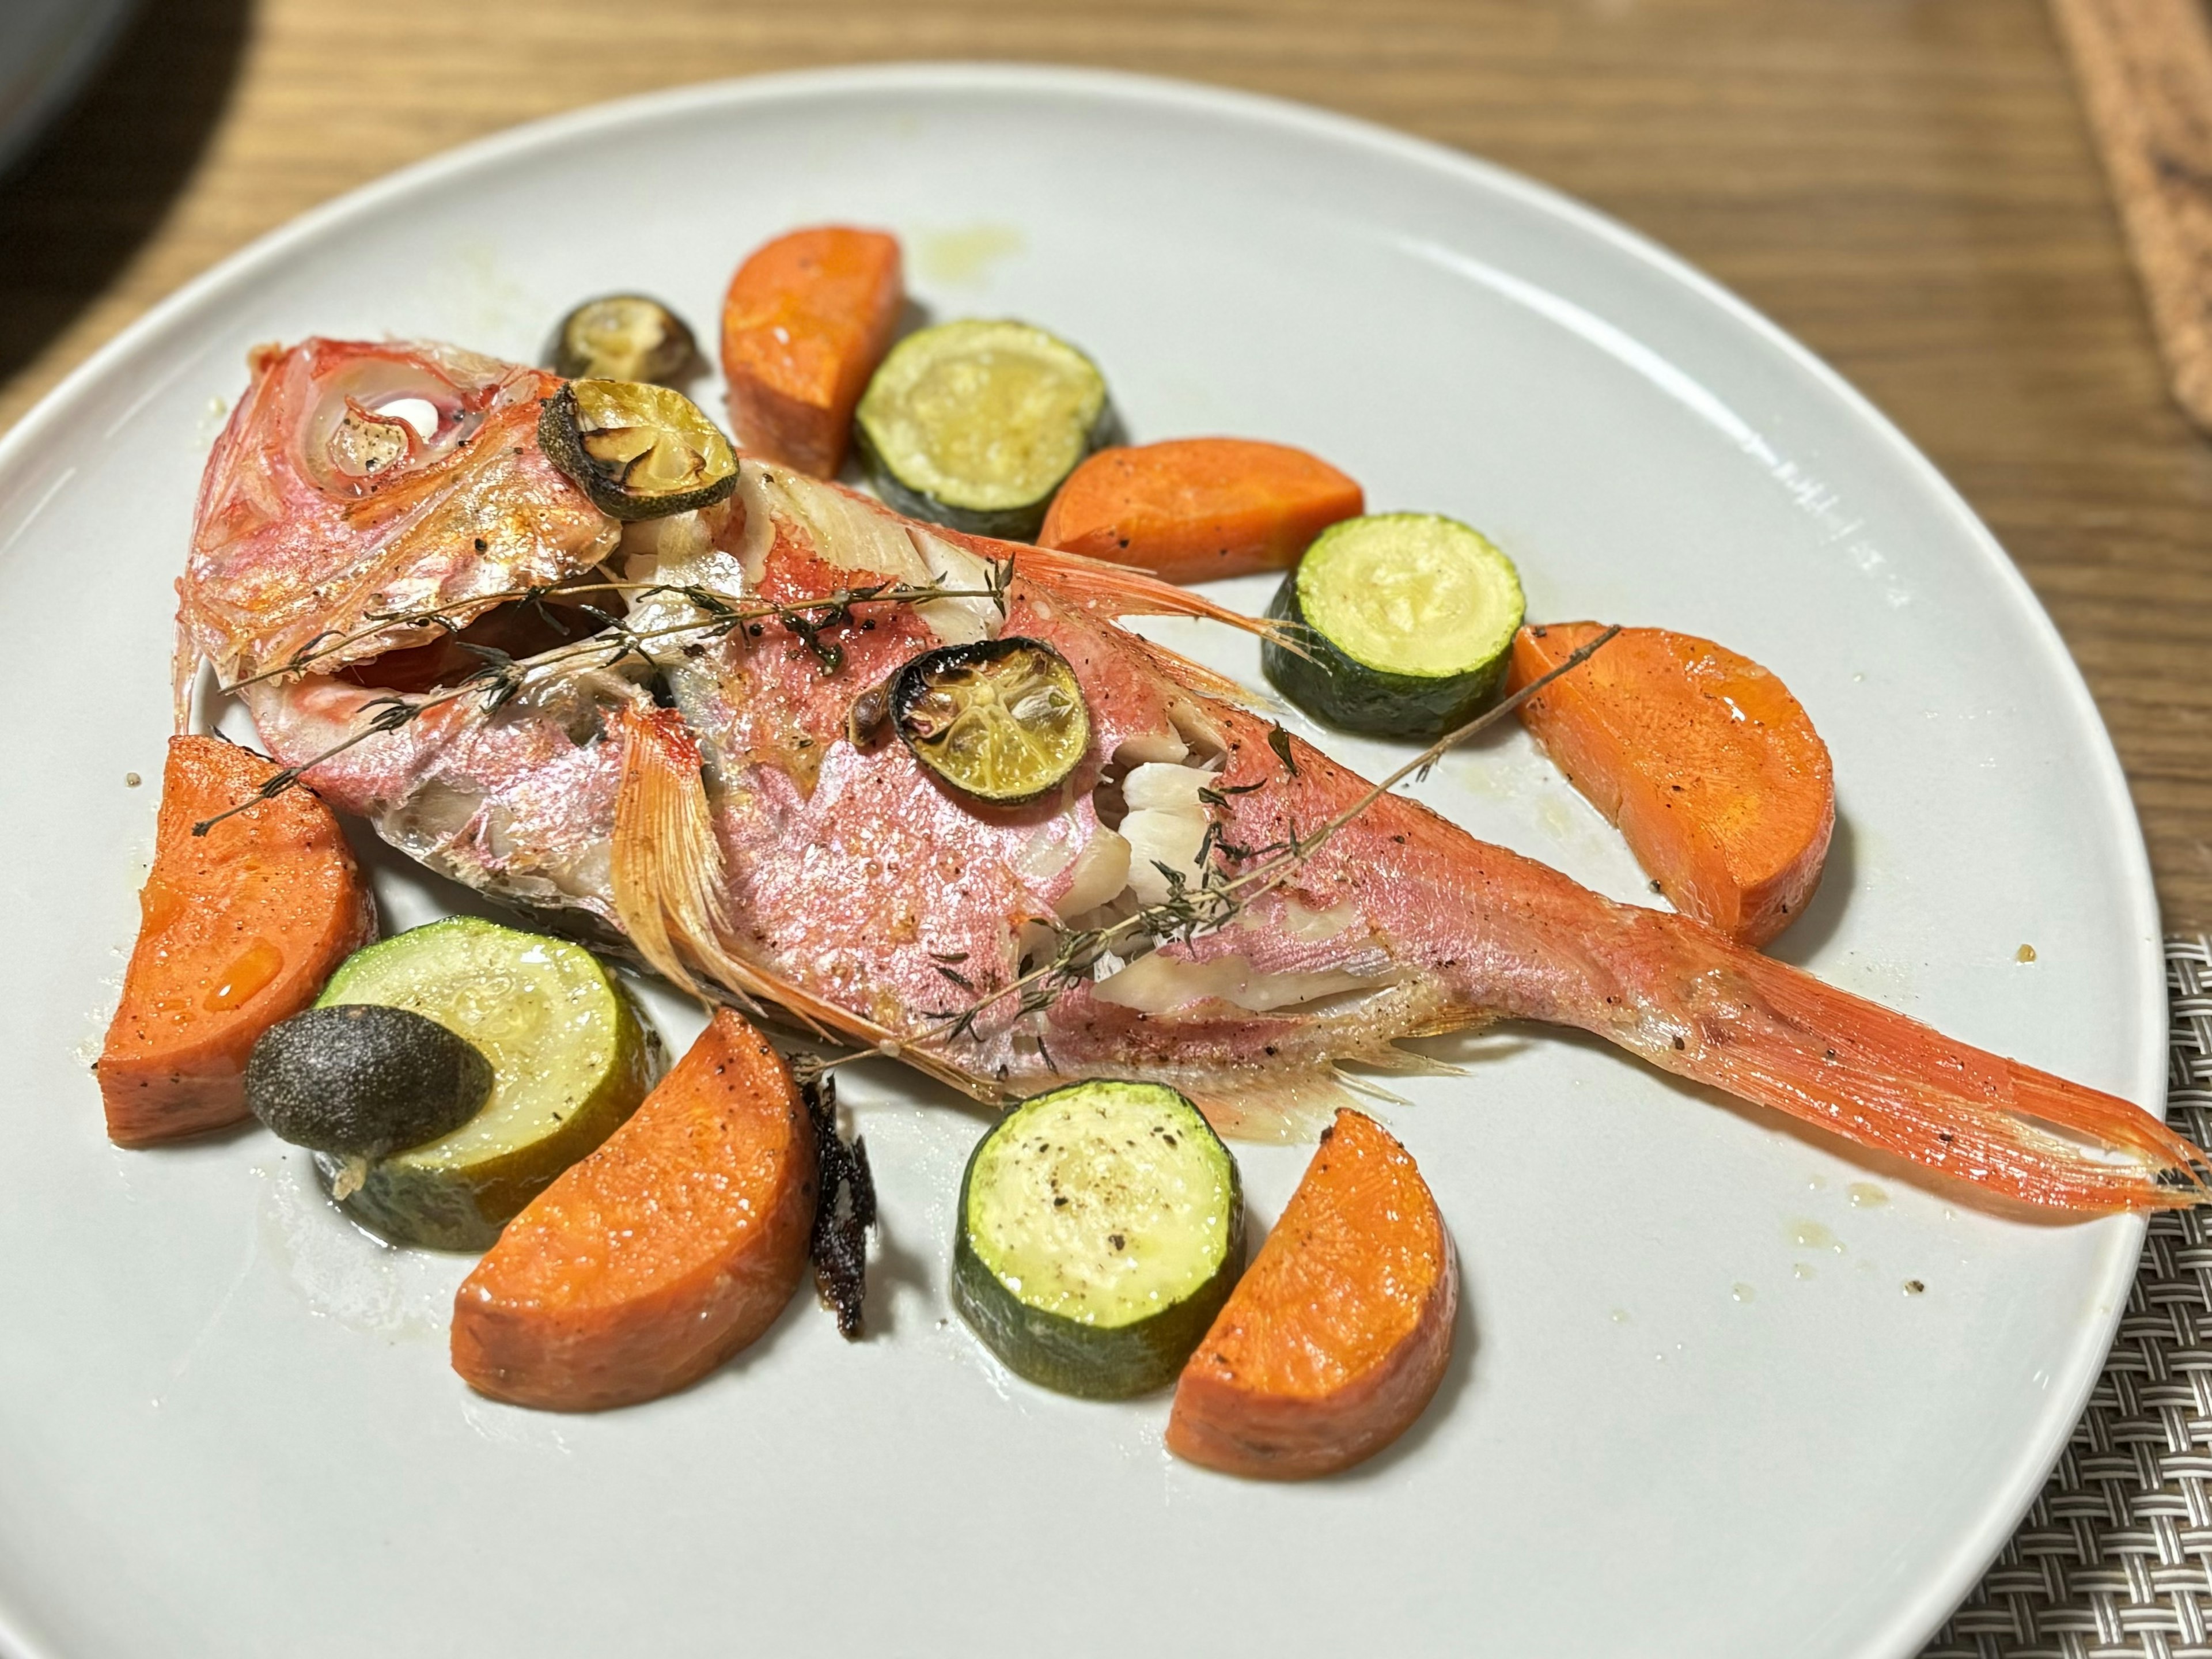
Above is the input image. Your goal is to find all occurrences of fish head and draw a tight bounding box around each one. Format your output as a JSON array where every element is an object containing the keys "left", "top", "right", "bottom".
[{"left": 179, "top": 338, "right": 619, "bottom": 701}]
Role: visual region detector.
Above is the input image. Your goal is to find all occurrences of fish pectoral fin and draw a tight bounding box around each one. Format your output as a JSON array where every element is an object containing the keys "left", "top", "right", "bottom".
[
  {"left": 607, "top": 702, "right": 1001, "bottom": 1101},
  {"left": 611, "top": 702, "right": 850, "bottom": 1043},
  {"left": 611, "top": 702, "right": 744, "bottom": 1006},
  {"left": 1179, "top": 1066, "right": 1365, "bottom": 1146}
]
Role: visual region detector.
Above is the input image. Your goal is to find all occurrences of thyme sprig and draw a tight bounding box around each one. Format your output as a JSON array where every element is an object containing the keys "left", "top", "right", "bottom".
[
  {"left": 190, "top": 569, "right": 1013, "bottom": 836},
  {"left": 219, "top": 556, "right": 1013, "bottom": 694},
  {"left": 919, "top": 624, "right": 1622, "bottom": 1051}
]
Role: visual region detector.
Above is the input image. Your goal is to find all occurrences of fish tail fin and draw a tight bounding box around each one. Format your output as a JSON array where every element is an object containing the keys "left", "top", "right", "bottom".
[
  {"left": 1016, "top": 544, "right": 1289, "bottom": 645},
  {"left": 1607, "top": 910, "right": 2206, "bottom": 1212},
  {"left": 610, "top": 704, "right": 996, "bottom": 1099}
]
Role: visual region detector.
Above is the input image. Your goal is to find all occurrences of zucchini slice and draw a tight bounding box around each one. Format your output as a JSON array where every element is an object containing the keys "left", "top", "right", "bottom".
[
  {"left": 854, "top": 319, "right": 1112, "bottom": 539},
  {"left": 313, "top": 918, "right": 658, "bottom": 1250},
  {"left": 953, "top": 1080, "right": 1244, "bottom": 1399},
  {"left": 1262, "top": 513, "right": 1525, "bottom": 740},
  {"left": 893, "top": 635, "right": 1091, "bottom": 806}
]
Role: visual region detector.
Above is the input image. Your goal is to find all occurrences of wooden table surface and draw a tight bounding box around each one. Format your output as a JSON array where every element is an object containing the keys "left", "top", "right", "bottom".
[{"left": 6, "top": 0, "right": 2209, "bottom": 929}]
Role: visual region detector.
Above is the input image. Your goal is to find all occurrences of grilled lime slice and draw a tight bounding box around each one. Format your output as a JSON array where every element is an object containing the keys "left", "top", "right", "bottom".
[
  {"left": 539, "top": 378, "right": 737, "bottom": 520},
  {"left": 547, "top": 295, "right": 699, "bottom": 385},
  {"left": 893, "top": 636, "right": 1091, "bottom": 806}
]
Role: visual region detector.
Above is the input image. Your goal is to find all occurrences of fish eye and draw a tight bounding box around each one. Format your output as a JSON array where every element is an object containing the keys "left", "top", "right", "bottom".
[
  {"left": 300, "top": 357, "right": 478, "bottom": 496},
  {"left": 376, "top": 397, "right": 441, "bottom": 441}
]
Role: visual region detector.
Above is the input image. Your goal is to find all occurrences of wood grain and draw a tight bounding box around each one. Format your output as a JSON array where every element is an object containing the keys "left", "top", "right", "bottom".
[
  {"left": 2052, "top": 0, "right": 2212, "bottom": 431},
  {"left": 4, "top": 0, "right": 2210, "bottom": 930}
]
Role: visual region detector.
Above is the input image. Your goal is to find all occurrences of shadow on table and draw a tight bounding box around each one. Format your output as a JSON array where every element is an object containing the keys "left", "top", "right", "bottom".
[{"left": 0, "top": 0, "right": 249, "bottom": 397}]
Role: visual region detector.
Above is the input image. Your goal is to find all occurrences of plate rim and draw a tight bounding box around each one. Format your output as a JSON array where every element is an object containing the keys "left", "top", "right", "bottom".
[{"left": 0, "top": 61, "right": 2162, "bottom": 1659}]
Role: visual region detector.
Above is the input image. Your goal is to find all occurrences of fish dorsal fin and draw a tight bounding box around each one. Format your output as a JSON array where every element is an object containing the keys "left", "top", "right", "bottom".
[
  {"left": 1120, "top": 631, "right": 1264, "bottom": 708},
  {"left": 609, "top": 703, "right": 996, "bottom": 1100},
  {"left": 1014, "top": 543, "right": 1286, "bottom": 645}
]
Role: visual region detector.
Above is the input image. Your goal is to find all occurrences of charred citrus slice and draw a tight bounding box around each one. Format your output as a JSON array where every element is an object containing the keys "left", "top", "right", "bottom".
[
  {"left": 892, "top": 636, "right": 1091, "bottom": 805},
  {"left": 548, "top": 295, "right": 700, "bottom": 385},
  {"left": 539, "top": 378, "right": 737, "bottom": 520}
]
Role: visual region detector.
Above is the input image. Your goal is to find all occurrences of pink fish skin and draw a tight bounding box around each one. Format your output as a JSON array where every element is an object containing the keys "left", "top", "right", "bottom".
[
  {"left": 180, "top": 338, "right": 617, "bottom": 709},
  {"left": 178, "top": 338, "right": 2205, "bottom": 1213}
]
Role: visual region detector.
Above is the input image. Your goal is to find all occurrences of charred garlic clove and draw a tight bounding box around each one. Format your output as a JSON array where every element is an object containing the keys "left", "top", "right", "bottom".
[
  {"left": 539, "top": 378, "right": 738, "bottom": 520},
  {"left": 847, "top": 678, "right": 896, "bottom": 748},
  {"left": 547, "top": 295, "right": 699, "bottom": 385},
  {"left": 893, "top": 637, "right": 1092, "bottom": 806}
]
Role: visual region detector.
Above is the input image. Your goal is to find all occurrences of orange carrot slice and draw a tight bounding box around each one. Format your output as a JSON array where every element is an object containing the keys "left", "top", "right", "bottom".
[
  {"left": 451, "top": 1008, "right": 818, "bottom": 1412},
  {"left": 1036, "top": 437, "right": 1363, "bottom": 584},
  {"left": 719, "top": 226, "right": 903, "bottom": 478},
  {"left": 1166, "top": 1108, "right": 1456, "bottom": 1480},
  {"left": 1508, "top": 622, "right": 1835, "bottom": 948},
  {"left": 96, "top": 737, "right": 374, "bottom": 1147}
]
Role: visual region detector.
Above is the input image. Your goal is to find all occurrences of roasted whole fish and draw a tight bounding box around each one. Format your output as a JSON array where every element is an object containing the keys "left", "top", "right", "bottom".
[{"left": 176, "top": 338, "right": 2206, "bottom": 1213}]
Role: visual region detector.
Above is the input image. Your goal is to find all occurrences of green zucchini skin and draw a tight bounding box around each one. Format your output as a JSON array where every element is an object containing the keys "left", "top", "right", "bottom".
[
  {"left": 857, "top": 441, "right": 1084, "bottom": 542},
  {"left": 313, "top": 1152, "right": 516, "bottom": 1254},
  {"left": 312, "top": 994, "right": 653, "bottom": 1253},
  {"left": 951, "top": 1081, "right": 1244, "bottom": 1400},
  {"left": 1260, "top": 519, "right": 1524, "bottom": 740}
]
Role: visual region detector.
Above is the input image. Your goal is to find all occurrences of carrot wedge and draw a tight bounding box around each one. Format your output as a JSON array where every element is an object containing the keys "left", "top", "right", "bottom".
[
  {"left": 451, "top": 1008, "right": 817, "bottom": 1412},
  {"left": 1036, "top": 437, "right": 1363, "bottom": 584},
  {"left": 1508, "top": 622, "right": 1835, "bottom": 948},
  {"left": 1167, "top": 1109, "right": 1456, "bottom": 1480},
  {"left": 719, "top": 226, "right": 903, "bottom": 478},
  {"left": 96, "top": 737, "right": 374, "bottom": 1146}
]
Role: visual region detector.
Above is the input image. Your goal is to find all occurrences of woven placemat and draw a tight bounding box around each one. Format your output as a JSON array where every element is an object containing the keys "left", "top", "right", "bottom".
[{"left": 1921, "top": 937, "right": 2212, "bottom": 1658}]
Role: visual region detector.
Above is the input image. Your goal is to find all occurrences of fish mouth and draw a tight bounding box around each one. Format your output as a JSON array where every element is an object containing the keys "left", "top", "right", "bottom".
[{"left": 336, "top": 596, "right": 623, "bottom": 696}]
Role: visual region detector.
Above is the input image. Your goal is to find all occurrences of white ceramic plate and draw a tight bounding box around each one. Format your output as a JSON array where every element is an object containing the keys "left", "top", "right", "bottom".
[{"left": 0, "top": 65, "right": 2164, "bottom": 1659}]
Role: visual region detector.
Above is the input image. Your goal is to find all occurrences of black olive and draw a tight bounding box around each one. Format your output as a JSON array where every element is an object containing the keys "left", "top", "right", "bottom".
[{"left": 246, "top": 1004, "right": 493, "bottom": 1158}]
